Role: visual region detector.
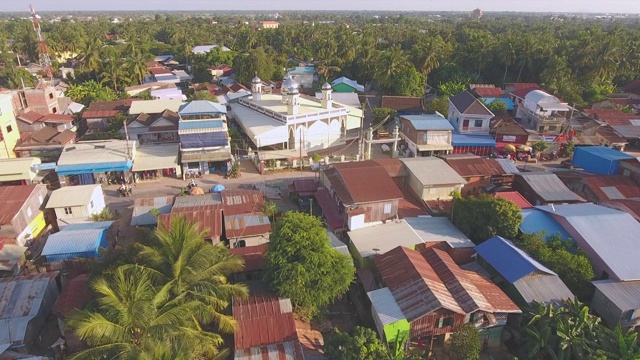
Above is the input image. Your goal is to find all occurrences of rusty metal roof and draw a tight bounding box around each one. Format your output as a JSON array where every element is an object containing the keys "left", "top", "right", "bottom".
[
  {"left": 371, "top": 158, "right": 407, "bottom": 178},
  {"left": 221, "top": 189, "right": 265, "bottom": 215},
  {"left": 0, "top": 185, "right": 39, "bottom": 225},
  {"left": 224, "top": 213, "right": 271, "bottom": 238},
  {"left": 159, "top": 206, "right": 223, "bottom": 239},
  {"left": 233, "top": 296, "right": 297, "bottom": 350},
  {"left": 229, "top": 243, "right": 268, "bottom": 272},
  {"left": 493, "top": 191, "right": 533, "bottom": 209},
  {"left": 291, "top": 179, "right": 318, "bottom": 193},
  {"left": 582, "top": 175, "right": 640, "bottom": 201},
  {"left": 326, "top": 161, "right": 404, "bottom": 205},
  {"left": 53, "top": 274, "right": 91, "bottom": 317},
  {"left": 442, "top": 155, "right": 505, "bottom": 177}
]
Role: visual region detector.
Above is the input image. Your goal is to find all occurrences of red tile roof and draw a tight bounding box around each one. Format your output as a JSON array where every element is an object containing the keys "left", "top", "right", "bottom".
[
  {"left": 582, "top": 175, "right": 640, "bottom": 201},
  {"left": 16, "top": 111, "right": 44, "bottom": 124},
  {"left": 229, "top": 243, "right": 268, "bottom": 272},
  {"left": 149, "top": 67, "right": 173, "bottom": 75},
  {"left": 443, "top": 156, "right": 505, "bottom": 177},
  {"left": 622, "top": 80, "right": 640, "bottom": 92},
  {"left": 159, "top": 206, "right": 223, "bottom": 239},
  {"left": 584, "top": 108, "right": 637, "bottom": 126},
  {"left": 326, "top": 161, "right": 404, "bottom": 205},
  {"left": 53, "top": 274, "right": 92, "bottom": 317},
  {"left": 509, "top": 83, "right": 540, "bottom": 90},
  {"left": 40, "top": 113, "right": 74, "bottom": 124},
  {"left": 233, "top": 296, "right": 298, "bottom": 350},
  {"left": 474, "top": 87, "right": 504, "bottom": 97},
  {"left": 490, "top": 113, "right": 529, "bottom": 136},
  {"left": 510, "top": 85, "right": 543, "bottom": 99},
  {"left": 0, "top": 185, "right": 38, "bottom": 225},
  {"left": 493, "top": 191, "right": 533, "bottom": 209}
]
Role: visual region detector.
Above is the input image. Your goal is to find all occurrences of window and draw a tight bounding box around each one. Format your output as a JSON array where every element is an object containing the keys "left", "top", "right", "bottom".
[
  {"left": 538, "top": 126, "right": 545, "bottom": 132},
  {"left": 436, "top": 317, "right": 455, "bottom": 328},
  {"left": 474, "top": 120, "right": 483, "bottom": 128},
  {"left": 90, "top": 200, "right": 94, "bottom": 209},
  {"left": 423, "top": 134, "right": 428, "bottom": 142},
  {"left": 235, "top": 240, "right": 246, "bottom": 248},
  {"left": 383, "top": 203, "right": 392, "bottom": 214},
  {"left": 548, "top": 126, "right": 557, "bottom": 131},
  {"left": 26, "top": 207, "right": 32, "bottom": 217},
  {"left": 52, "top": 107, "right": 57, "bottom": 113},
  {"left": 49, "top": 93, "right": 54, "bottom": 99},
  {"left": 5, "top": 125, "right": 12, "bottom": 133},
  {"left": 64, "top": 207, "right": 72, "bottom": 215}
]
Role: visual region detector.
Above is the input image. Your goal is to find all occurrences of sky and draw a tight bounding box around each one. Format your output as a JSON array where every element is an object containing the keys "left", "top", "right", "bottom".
[{"left": 8, "top": 0, "right": 640, "bottom": 13}]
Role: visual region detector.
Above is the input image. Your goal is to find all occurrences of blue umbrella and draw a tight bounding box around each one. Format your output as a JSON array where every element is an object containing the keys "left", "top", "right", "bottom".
[{"left": 212, "top": 184, "right": 225, "bottom": 193}]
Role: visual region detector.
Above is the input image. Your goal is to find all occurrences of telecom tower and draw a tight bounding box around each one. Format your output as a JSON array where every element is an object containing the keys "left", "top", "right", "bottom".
[{"left": 29, "top": 4, "right": 54, "bottom": 86}]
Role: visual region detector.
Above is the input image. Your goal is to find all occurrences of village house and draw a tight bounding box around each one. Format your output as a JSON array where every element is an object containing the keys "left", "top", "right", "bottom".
[
  {"left": 7, "top": 84, "right": 63, "bottom": 115},
  {"left": 178, "top": 100, "right": 231, "bottom": 176},
  {"left": 515, "top": 89, "right": 571, "bottom": 134},
  {"left": 41, "top": 221, "right": 112, "bottom": 261},
  {"left": 55, "top": 139, "right": 137, "bottom": 186},
  {"left": 122, "top": 109, "right": 180, "bottom": 144},
  {"left": 331, "top": 76, "right": 365, "bottom": 93},
  {"left": 476, "top": 236, "right": 574, "bottom": 306},
  {"left": 447, "top": 91, "right": 496, "bottom": 156},
  {"left": 287, "top": 66, "right": 316, "bottom": 89},
  {"left": 0, "top": 184, "right": 49, "bottom": 246},
  {"left": 512, "top": 172, "right": 585, "bottom": 205},
  {"left": 81, "top": 99, "right": 137, "bottom": 133},
  {"left": 14, "top": 126, "right": 76, "bottom": 162},
  {"left": 370, "top": 246, "right": 520, "bottom": 348},
  {"left": 571, "top": 145, "right": 635, "bottom": 175},
  {"left": 0, "top": 93, "right": 22, "bottom": 159},
  {"left": 46, "top": 184, "right": 106, "bottom": 229},
  {"left": 259, "top": 20, "right": 279, "bottom": 29},
  {"left": 493, "top": 191, "right": 533, "bottom": 209},
  {"left": 160, "top": 205, "right": 224, "bottom": 244},
  {"left": 583, "top": 108, "right": 640, "bottom": 146},
  {"left": 490, "top": 113, "right": 529, "bottom": 145},
  {"left": 16, "top": 111, "right": 75, "bottom": 133},
  {"left": 469, "top": 84, "right": 504, "bottom": 98},
  {"left": 591, "top": 280, "right": 640, "bottom": 330},
  {"left": 440, "top": 154, "right": 511, "bottom": 195},
  {"left": 130, "top": 196, "right": 175, "bottom": 226},
  {"left": 556, "top": 172, "right": 640, "bottom": 203},
  {"left": 230, "top": 75, "right": 362, "bottom": 154},
  {"left": 319, "top": 160, "right": 404, "bottom": 232},
  {"left": 191, "top": 44, "right": 231, "bottom": 55},
  {"left": 381, "top": 96, "right": 424, "bottom": 115},
  {"left": 505, "top": 83, "right": 542, "bottom": 107},
  {"left": 398, "top": 113, "right": 454, "bottom": 157},
  {"left": 225, "top": 213, "right": 271, "bottom": 249}
]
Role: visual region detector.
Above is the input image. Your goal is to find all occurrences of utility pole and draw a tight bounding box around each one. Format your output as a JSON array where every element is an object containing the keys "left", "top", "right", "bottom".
[
  {"left": 123, "top": 117, "right": 131, "bottom": 159},
  {"left": 299, "top": 131, "right": 303, "bottom": 171}
]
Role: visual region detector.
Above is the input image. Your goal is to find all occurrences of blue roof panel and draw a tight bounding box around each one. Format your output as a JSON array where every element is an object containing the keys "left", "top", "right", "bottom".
[
  {"left": 476, "top": 236, "right": 556, "bottom": 283},
  {"left": 179, "top": 120, "right": 225, "bottom": 131},
  {"left": 402, "top": 114, "right": 455, "bottom": 131},
  {"left": 481, "top": 97, "right": 515, "bottom": 111},
  {"left": 520, "top": 208, "right": 570, "bottom": 240},
  {"left": 42, "top": 228, "right": 109, "bottom": 261},
  {"left": 288, "top": 66, "right": 315, "bottom": 75},
  {"left": 56, "top": 160, "right": 132, "bottom": 176},
  {"left": 452, "top": 132, "right": 497, "bottom": 147},
  {"left": 179, "top": 100, "right": 227, "bottom": 115}
]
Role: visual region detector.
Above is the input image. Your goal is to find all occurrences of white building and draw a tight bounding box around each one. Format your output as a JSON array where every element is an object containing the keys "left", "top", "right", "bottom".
[
  {"left": 230, "top": 74, "right": 362, "bottom": 151},
  {"left": 46, "top": 184, "right": 106, "bottom": 229},
  {"left": 447, "top": 91, "right": 494, "bottom": 133},
  {"left": 516, "top": 90, "right": 571, "bottom": 134}
]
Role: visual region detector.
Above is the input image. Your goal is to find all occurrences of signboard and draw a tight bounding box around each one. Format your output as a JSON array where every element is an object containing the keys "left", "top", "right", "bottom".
[{"left": 502, "top": 135, "right": 517, "bottom": 142}]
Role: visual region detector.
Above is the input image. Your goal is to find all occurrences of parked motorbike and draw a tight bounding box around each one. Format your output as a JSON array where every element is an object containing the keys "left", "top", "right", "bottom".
[{"left": 118, "top": 188, "right": 132, "bottom": 197}]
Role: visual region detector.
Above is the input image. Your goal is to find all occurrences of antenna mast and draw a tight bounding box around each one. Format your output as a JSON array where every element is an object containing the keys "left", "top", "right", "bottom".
[{"left": 29, "top": 4, "right": 53, "bottom": 87}]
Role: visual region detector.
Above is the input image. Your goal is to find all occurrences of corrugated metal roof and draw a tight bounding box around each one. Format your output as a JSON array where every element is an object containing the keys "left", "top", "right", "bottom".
[
  {"left": 381, "top": 96, "right": 423, "bottom": 113},
  {"left": 520, "top": 208, "right": 570, "bottom": 240},
  {"left": 474, "top": 87, "right": 504, "bottom": 97},
  {"left": 449, "top": 91, "right": 493, "bottom": 116},
  {"left": 234, "top": 341, "right": 304, "bottom": 360},
  {"left": 537, "top": 203, "right": 640, "bottom": 281},
  {"left": 516, "top": 172, "right": 584, "bottom": 202},
  {"left": 128, "top": 99, "right": 182, "bottom": 115},
  {"left": 451, "top": 132, "right": 497, "bottom": 147},
  {"left": 495, "top": 159, "right": 520, "bottom": 174},
  {"left": 178, "top": 119, "right": 225, "bottom": 131},
  {"left": 367, "top": 287, "right": 406, "bottom": 325},
  {"left": 0, "top": 272, "right": 58, "bottom": 348},
  {"left": 400, "top": 157, "right": 466, "bottom": 186},
  {"left": 42, "top": 228, "right": 109, "bottom": 259},
  {"left": 228, "top": 243, "right": 267, "bottom": 272},
  {"left": 514, "top": 274, "right": 575, "bottom": 305},
  {"left": 159, "top": 206, "right": 223, "bottom": 239},
  {"left": 233, "top": 296, "right": 297, "bottom": 350},
  {"left": 401, "top": 114, "right": 454, "bottom": 131},
  {"left": 443, "top": 156, "right": 505, "bottom": 177},
  {"left": 493, "top": 191, "right": 532, "bottom": 209},
  {"left": 178, "top": 100, "right": 226, "bottom": 115},
  {"left": 348, "top": 220, "right": 424, "bottom": 258},
  {"left": 592, "top": 279, "right": 640, "bottom": 311},
  {"left": 131, "top": 196, "right": 174, "bottom": 226},
  {"left": 327, "top": 161, "right": 404, "bottom": 205},
  {"left": 370, "top": 158, "right": 407, "bottom": 178},
  {"left": 224, "top": 213, "right": 271, "bottom": 238},
  {"left": 0, "top": 185, "right": 40, "bottom": 225},
  {"left": 57, "top": 140, "right": 135, "bottom": 167},
  {"left": 582, "top": 175, "right": 640, "bottom": 201},
  {"left": 601, "top": 199, "right": 640, "bottom": 221},
  {"left": 53, "top": 274, "right": 92, "bottom": 317},
  {"left": 291, "top": 179, "right": 317, "bottom": 193},
  {"left": 476, "top": 236, "right": 556, "bottom": 283},
  {"left": 221, "top": 189, "right": 265, "bottom": 215},
  {"left": 573, "top": 145, "right": 634, "bottom": 161},
  {"left": 404, "top": 216, "right": 474, "bottom": 248},
  {"left": 46, "top": 184, "right": 101, "bottom": 209},
  {"left": 314, "top": 188, "right": 346, "bottom": 231},
  {"left": 132, "top": 144, "right": 179, "bottom": 172},
  {"left": 331, "top": 77, "right": 364, "bottom": 92},
  {"left": 173, "top": 193, "right": 223, "bottom": 208},
  {"left": 0, "top": 158, "right": 40, "bottom": 181}
]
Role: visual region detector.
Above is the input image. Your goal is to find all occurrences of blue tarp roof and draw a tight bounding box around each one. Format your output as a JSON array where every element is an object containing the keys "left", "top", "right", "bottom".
[
  {"left": 520, "top": 208, "right": 570, "bottom": 240},
  {"left": 56, "top": 160, "right": 132, "bottom": 176},
  {"left": 178, "top": 120, "right": 225, "bottom": 131},
  {"left": 452, "top": 132, "right": 497, "bottom": 147},
  {"left": 64, "top": 221, "right": 113, "bottom": 231},
  {"left": 42, "top": 224, "right": 111, "bottom": 261},
  {"left": 481, "top": 97, "right": 515, "bottom": 111},
  {"left": 572, "top": 146, "right": 634, "bottom": 161},
  {"left": 179, "top": 100, "right": 227, "bottom": 115},
  {"left": 476, "top": 236, "right": 556, "bottom": 283},
  {"left": 402, "top": 114, "right": 454, "bottom": 131}
]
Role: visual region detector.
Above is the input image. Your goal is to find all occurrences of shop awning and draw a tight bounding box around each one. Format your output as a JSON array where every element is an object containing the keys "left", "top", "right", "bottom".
[
  {"left": 180, "top": 151, "right": 232, "bottom": 163},
  {"left": 132, "top": 144, "right": 179, "bottom": 172},
  {"left": 56, "top": 160, "right": 132, "bottom": 176}
]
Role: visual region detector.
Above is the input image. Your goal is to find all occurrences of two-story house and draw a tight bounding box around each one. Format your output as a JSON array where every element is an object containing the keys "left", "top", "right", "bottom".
[
  {"left": 46, "top": 184, "right": 106, "bottom": 229},
  {"left": 319, "top": 160, "right": 404, "bottom": 231},
  {"left": 369, "top": 246, "right": 520, "bottom": 347},
  {"left": 178, "top": 100, "right": 231, "bottom": 176},
  {"left": 123, "top": 110, "right": 180, "bottom": 144},
  {"left": 82, "top": 99, "right": 136, "bottom": 133},
  {"left": 0, "top": 184, "right": 49, "bottom": 246},
  {"left": 399, "top": 113, "right": 453, "bottom": 157},
  {"left": 448, "top": 91, "right": 496, "bottom": 156},
  {"left": 516, "top": 90, "right": 571, "bottom": 134}
]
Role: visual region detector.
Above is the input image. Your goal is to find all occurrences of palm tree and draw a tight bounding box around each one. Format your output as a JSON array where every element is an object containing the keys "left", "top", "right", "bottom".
[
  {"left": 316, "top": 59, "right": 341, "bottom": 83},
  {"left": 128, "top": 50, "right": 150, "bottom": 85},
  {"left": 498, "top": 35, "right": 518, "bottom": 84},
  {"left": 67, "top": 265, "right": 228, "bottom": 359},
  {"left": 374, "top": 46, "right": 410, "bottom": 94},
  {"left": 516, "top": 34, "right": 540, "bottom": 82},
  {"left": 79, "top": 37, "right": 103, "bottom": 80},
  {"left": 99, "top": 53, "right": 129, "bottom": 91},
  {"left": 261, "top": 201, "right": 279, "bottom": 222},
  {"left": 136, "top": 216, "right": 248, "bottom": 333},
  {"left": 412, "top": 36, "right": 448, "bottom": 84}
]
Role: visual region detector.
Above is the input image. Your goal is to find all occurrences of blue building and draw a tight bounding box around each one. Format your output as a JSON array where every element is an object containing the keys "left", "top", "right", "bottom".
[{"left": 572, "top": 146, "right": 634, "bottom": 175}]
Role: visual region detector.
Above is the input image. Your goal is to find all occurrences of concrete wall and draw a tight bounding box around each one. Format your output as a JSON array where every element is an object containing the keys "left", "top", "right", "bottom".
[
  {"left": 0, "top": 94, "right": 20, "bottom": 158},
  {"left": 229, "top": 235, "right": 269, "bottom": 248}
]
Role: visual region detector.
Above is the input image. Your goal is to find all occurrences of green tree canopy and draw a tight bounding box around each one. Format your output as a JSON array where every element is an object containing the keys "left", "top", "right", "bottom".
[
  {"left": 452, "top": 194, "right": 523, "bottom": 244},
  {"left": 325, "top": 327, "right": 390, "bottom": 360},
  {"left": 447, "top": 324, "right": 482, "bottom": 360},
  {"left": 65, "top": 80, "right": 118, "bottom": 105},
  {"left": 393, "top": 65, "right": 425, "bottom": 97},
  {"left": 263, "top": 212, "right": 355, "bottom": 319},
  {"left": 428, "top": 96, "right": 449, "bottom": 115},
  {"left": 372, "top": 108, "right": 397, "bottom": 126},
  {"left": 188, "top": 90, "right": 219, "bottom": 102},
  {"left": 233, "top": 47, "right": 277, "bottom": 84},
  {"left": 484, "top": 99, "right": 508, "bottom": 113}
]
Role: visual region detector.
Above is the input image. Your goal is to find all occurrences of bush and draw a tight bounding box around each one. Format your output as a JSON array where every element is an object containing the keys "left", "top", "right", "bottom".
[{"left": 91, "top": 208, "right": 115, "bottom": 221}]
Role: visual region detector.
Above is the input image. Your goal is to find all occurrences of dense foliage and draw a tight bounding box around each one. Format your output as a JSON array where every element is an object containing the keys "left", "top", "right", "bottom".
[
  {"left": 447, "top": 324, "right": 482, "bottom": 360},
  {"left": 263, "top": 212, "right": 355, "bottom": 319},
  {"left": 325, "top": 327, "right": 390, "bottom": 360},
  {"left": 2, "top": 13, "right": 639, "bottom": 105},
  {"left": 68, "top": 217, "right": 247, "bottom": 359},
  {"left": 451, "top": 194, "right": 523, "bottom": 244},
  {"left": 515, "top": 233, "right": 595, "bottom": 300}
]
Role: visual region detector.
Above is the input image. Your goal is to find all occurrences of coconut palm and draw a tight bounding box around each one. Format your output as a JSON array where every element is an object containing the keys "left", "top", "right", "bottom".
[
  {"left": 67, "top": 265, "right": 228, "bottom": 360},
  {"left": 128, "top": 50, "right": 150, "bottom": 85},
  {"left": 316, "top": 59, "right": 341, "bottom": 83},
  {"left": 498, "top": 34, "right": 518, "bottom": 84},
  {"left": 374, "top": 46, "right": 410, "bottom": 94},
  {"left": 99, "top": 52, "right": 129, "bottom": 91},
  {"left": 79, "top": 37, "right": 103, "bottom": 80},
  {"left": 136, "top": 216, "right": 248, "bottom": 333}
]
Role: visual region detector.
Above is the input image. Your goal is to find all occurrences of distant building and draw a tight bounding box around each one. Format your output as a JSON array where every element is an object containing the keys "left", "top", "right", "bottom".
[{"left": 259, "top": 20, "right": 279, "bottom": 29}]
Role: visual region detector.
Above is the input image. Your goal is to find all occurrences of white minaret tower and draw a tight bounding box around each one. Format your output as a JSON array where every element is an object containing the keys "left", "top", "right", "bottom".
[
  {"left": 287, "top": 85, "right": 300, "bottom": 115},
  {"left": 251, "top": 73, "right": 262, "bottom": 101},
  {"left": 321, "top": 82, "right": 333, "bottom": 109}
]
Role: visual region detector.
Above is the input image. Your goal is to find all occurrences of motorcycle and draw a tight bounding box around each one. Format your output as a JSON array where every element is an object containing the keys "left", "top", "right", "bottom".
[{"left": 118, "top": 187, "right": 132, "bottom": 197}]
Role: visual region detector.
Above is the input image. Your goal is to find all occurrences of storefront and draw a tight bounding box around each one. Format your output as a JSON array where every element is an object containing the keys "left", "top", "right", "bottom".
[
  {"left": 180, "top": 150, "right": 232, "bottom": 178},
  {"left": 132, "top": 143, "right": 181, "bottom": 181},
  {"left": 55, "top": 140, "right": 137, "bottom": 186},
  {"left": 452, "top": 133, "right": 496, "bottom": 157}
]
